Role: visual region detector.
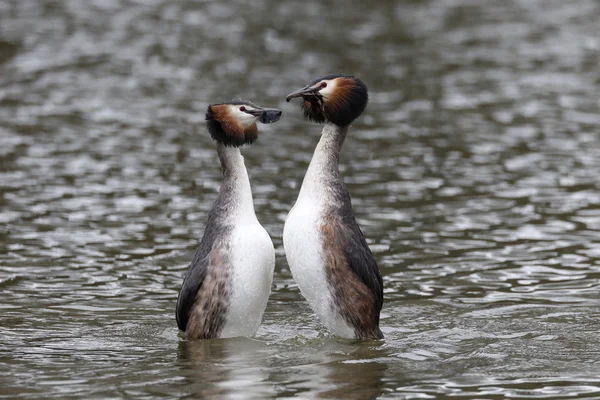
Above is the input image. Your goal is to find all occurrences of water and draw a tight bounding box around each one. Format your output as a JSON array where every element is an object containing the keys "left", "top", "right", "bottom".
[{"left": 1, "top": 0, "right": 600, "bottom": 398}]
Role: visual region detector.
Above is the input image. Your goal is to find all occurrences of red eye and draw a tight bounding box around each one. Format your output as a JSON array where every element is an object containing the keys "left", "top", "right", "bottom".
[
  {"left": 239, "top": 106, "right": 246, "bottom": 111},
  {"left": 321, "top": 82, "right": 327, "bottom": 88}
]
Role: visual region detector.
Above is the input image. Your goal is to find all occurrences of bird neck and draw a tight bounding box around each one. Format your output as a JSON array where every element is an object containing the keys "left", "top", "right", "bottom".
[
  {"left": 298, "top": 123, "right": 348, "bottom": 202},
  {"left": 214, "top": 143, "right": 256, "bottom": 222}
]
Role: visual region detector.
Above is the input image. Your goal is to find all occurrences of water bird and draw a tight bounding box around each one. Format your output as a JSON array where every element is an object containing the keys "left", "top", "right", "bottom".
[
  {"left": 176, "top": 100, "right": 282, "bottom": 340},
  {"left": 283, "top": 74, "right": 384, "bottom": 339}
]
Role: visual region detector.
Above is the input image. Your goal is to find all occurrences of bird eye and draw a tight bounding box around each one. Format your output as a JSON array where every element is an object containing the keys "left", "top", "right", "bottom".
[
  {"left": 321, "top": 82, "right": 327, "bottom": 88},
  {"left": 239, "top": 106, "right": 246, "bottom": 111}
]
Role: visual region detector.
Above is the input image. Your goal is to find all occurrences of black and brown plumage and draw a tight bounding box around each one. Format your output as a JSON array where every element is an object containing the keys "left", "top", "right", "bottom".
[
  {"left": 283, "top": 74, "right": 384, "bottom": 340},
  {"left": 176, "top": 100, "right": 282, "bottom": 340}
]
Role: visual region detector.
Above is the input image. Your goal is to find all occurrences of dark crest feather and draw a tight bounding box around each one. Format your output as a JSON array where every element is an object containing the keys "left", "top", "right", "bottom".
[
  {"left": 205, "top": 102, "right": 256, "bottom": 148},
  {"left": 302, "top": 97, "right": 326, "bottom": 124},
  {"left": 329, "top": 77, "right": 368, "bottom": 126},
  {"left": 301, "top": 74, "right": 368, "bottom": 127}
]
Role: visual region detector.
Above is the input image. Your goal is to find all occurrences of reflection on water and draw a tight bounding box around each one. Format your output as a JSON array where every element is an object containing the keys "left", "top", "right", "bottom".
[
  {"left": 316, "top": 346, "right": 388, "bottom": 400},
  {"left": 177, "top": 337, "right": 388, "bottom": 399},
  {"left": 1, "top": 0, "right": 600, "bottom": 398},
  {"left": 177, "top": 339, "right": 275, "bottom": 399}
]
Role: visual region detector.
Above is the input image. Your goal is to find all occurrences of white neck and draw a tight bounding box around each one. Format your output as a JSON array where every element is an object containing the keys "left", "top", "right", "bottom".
[
  {"left": 297, "top": 123, "right": 347, "bottom": 203},
  {"left": 216, "top": 143, "right": 257, "bottom": 223}
]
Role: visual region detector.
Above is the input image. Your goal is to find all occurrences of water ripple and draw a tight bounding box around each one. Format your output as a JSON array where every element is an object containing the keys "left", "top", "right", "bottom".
[{"left": 1, "top": 0, "right": 600, "bottom": 398}]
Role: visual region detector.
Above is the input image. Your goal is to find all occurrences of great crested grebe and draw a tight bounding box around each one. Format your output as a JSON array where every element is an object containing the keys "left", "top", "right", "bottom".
[
  {"left": 283, "top": 74, "right": 384, "bottom": 340},
  {"left": 176, "top": 100, "right": 282, "bottom": 340}
]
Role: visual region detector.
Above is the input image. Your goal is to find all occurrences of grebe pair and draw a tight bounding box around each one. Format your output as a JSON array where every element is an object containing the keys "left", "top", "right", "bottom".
[{"left": 176, "top": 75, "right": 383, "bottom": 340}]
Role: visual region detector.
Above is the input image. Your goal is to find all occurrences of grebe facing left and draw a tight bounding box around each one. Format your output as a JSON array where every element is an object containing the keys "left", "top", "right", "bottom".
[
  {"left": 283, "top": 75, "right": 384, "bottom": 340},
  {"left": 176, "top": 100, "right": 282, "bottom": 340}
]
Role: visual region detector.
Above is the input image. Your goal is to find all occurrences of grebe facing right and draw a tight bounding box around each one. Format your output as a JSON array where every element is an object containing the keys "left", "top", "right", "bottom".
[
  {"left": 176, "top": 100, "right": 281, "bottom": 340},
  {"left": 283, "top": 75, "right": 384, "bottom": 340}
]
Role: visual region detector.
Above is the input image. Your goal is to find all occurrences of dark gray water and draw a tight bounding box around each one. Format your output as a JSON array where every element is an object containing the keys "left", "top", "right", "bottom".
[{"left": 1, "top": 0, "right": 600, "bottom": 398}]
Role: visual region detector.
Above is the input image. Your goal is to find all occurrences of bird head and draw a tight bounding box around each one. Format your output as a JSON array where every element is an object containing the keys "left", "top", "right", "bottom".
[
  {"left": 205, "top": 100, "right": 282, "bottom": 147},
  {"left": 286, "top": 74, "right": 368, "bottom": 127}
]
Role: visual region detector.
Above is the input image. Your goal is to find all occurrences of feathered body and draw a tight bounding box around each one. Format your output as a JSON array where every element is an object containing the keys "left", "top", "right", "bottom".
[
  {"left": 284, "top": 75, "right": 384, "bottom": 340},
  {"left": 176, "top": 100, "right": 281, "bottom": 340}
]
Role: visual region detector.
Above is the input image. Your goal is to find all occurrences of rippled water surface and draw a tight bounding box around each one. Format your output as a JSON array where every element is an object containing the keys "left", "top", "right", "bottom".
[{"left": 1, "top": 0, "right": 600, "bottom": 398}]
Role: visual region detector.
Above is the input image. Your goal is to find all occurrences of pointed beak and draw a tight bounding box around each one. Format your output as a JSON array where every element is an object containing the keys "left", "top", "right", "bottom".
[{"left": 286, "top": 86, "right": 320, "bottom": 102}]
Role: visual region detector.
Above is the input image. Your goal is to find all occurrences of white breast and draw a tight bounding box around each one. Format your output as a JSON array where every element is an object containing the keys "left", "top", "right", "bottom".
[
  {"left": 220, "top": 221, "right": 275, "bottom": 338},
  {"left": 283, "top": 199, "right": 355, "bottom": 338}
]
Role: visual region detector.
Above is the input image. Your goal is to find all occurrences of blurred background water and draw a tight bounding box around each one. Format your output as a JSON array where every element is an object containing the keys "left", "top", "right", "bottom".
[{"left": 1, "top": 0, "right": 600, "bottom": 398}]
